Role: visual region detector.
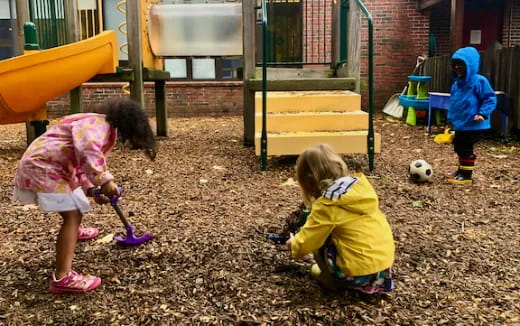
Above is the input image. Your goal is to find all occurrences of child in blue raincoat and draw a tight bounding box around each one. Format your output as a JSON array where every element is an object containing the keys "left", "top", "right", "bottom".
[{"left": 447, "top": 47, "right": 496, "bottom": 185}]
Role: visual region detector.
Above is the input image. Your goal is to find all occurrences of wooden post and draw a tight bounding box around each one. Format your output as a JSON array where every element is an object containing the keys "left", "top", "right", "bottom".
[
  {"left": 155, "top": 80, "right": 167, "bottom": 137},
  {"left": 346, "top": 0, "right": 360, "bottom": 93},
  {"left": 126, "top": 0, "right": 145, "bottom": 107},
  {"left": 15, "top": 1, "right": 39, "bottom": 145},
  {"left": 450, "top": 0, "right": 464, "bottom": 52},
  {"left": 242, "top": 0, "right": 256, "bottom": 146},
  {"left": 64, "top": 0, "right": 83, "bottom": 113},
  {"left": 14, "top": 0, "right": 29, "bottom": 56}
]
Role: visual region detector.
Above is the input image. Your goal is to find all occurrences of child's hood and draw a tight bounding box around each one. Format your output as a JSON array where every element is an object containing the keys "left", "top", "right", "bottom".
[
  {"left": 320, "top": 173, "right": 379, "bottom": 214},
  {"left": 451, "top": 46, "right": 480, "bottom": 83}
]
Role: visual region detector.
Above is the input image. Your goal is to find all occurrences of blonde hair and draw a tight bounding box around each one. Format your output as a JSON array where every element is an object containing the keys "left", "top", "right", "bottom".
[{"left": 296, "top": 144, "right": 350, "bottom": 206}]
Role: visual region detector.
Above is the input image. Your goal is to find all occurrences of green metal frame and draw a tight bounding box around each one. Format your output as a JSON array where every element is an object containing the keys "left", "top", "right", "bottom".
[
  {"left": 260, "top": 0, "right": 332, "bottom": 67},
  {"left": 28, "top": 0, "right": 67, "bottom": 49},
  {"left": 340, "top": 0, "right": 348, "bottom": 63},
  {"left": 354, "top": 0, "right": 375, "bottom": 171},
  {"left": 259, "top": 0, "right": 375, "bottom": 171},
  {"left": 261, "top": 0, "right": 268, "bottom": 171},
  {"left": 23, "top": 22, "right": 49, "bottom": 143}
]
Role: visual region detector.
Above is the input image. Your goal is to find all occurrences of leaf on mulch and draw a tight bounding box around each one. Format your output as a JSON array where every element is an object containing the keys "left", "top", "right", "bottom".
[
  {"left": 280, "top": 177, "right": 298, "bottom": 187},
  {"left": 412, "top": 201, "right": 424, "bottom": 207},
  {"left": 490, "top": 145, "right": 516, "bottom": 153},
  {"left": 96, "top": 233, "right": 114, "bottom": 244}
]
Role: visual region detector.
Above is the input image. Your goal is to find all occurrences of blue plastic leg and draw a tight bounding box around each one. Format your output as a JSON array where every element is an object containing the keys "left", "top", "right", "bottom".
[
  {"left": 427, "top": 104, "right": 432, "bottom": 134},
  {"left": 501, "top": 112, "right": 507, "bottom": 137}
]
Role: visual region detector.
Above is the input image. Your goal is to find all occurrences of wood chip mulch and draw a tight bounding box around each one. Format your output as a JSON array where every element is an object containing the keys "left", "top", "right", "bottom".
[{"left": 0, "top": 115, "right": 519, "bottom": 325}]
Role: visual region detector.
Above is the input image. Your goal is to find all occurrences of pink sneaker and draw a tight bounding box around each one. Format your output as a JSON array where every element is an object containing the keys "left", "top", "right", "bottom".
[
  {"left": 77, "top": 227, "right": 99, "bottom": 241},
  {"left": 49, "top": 270, "right": 101, "bottom": 293}
]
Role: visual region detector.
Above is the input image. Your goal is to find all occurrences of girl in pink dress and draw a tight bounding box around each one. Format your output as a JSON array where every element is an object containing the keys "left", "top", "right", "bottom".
[{"left": 13, "top": 98, "right": 156, "bottom": 293}]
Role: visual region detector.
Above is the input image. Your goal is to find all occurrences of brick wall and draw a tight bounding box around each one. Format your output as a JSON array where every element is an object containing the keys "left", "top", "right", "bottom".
[
  {"left": 360, "top": 0, "right": 430, "bottom": 110},
  {"left": 429, "top": 0, "right": 520, "bottom": 56},
  {"left": 46, "top": 81, "right": 243, "bottom": 118}
]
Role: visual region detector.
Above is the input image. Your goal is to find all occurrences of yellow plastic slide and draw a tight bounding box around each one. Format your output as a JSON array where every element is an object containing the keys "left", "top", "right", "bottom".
[{"left": 0, "top": 30, "right": 118, "bottom": 125}]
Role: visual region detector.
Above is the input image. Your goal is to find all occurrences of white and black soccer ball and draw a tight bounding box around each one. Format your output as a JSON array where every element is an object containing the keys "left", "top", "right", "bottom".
[{"left": 409, "top": 159, "right": 433, "bottom": 183}]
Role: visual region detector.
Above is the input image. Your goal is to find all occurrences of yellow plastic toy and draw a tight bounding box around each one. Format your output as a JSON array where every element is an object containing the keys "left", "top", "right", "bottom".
[{"left": 434, "top": 128, "right": 455, "bottom": 144}]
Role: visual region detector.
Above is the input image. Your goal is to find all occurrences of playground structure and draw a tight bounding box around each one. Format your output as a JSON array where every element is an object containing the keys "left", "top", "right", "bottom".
[
  {"left": 242, "top": 0, "right": 380, "bottom": 170},
  {"left": 1, "top": 0, "right": 378, "bottom": 170},
  {"left": 1, "top": 0, "right": 170, "bottom": 142}
]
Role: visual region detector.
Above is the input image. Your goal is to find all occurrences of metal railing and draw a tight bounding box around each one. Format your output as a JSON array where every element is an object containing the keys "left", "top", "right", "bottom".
[
  {"left": 260, "top": 0, "right": 269, "bottom": 170},
  {"left": 28, "top": 0, "right": 67, "bottom": 49},
  {"left": 258, "top": 0, "right": 375, "bottom": 171},
  {"left": 354, "top": 0, "right": 375, "bottom": 171},
  {"left": 258, "top": 0, "right": 332, "bottom": 66}
]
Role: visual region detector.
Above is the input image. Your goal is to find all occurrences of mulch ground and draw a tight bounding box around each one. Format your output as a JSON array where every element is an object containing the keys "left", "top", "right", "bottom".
[{"left": 0, "top": 115, "right": 519, "bottom": 325}]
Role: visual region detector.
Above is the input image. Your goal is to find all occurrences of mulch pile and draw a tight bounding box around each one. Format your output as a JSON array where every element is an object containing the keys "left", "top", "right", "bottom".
[{"left": 0, "top": 116, "right": 518, "bottom": 325}]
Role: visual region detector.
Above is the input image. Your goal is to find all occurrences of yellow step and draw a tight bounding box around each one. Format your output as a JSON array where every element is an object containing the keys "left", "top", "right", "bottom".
[
  {"left": 255, "top": 90, "right": 361, "bottom": 113},
  {"left": 255, "top": 131, "right": 381, "bottom": 156},
  {"left": 255, "top": 111, "right": 368, "bottom": 133}
]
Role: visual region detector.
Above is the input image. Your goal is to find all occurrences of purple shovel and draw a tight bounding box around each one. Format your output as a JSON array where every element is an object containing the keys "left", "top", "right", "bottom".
[{"left": 94, "top": 187, "right": 152, "bottom": 245}]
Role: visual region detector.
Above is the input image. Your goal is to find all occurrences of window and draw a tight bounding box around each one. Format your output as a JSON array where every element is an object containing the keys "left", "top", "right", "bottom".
[{"left": 164, "top": 57, "right": 243, "bottom": 81}]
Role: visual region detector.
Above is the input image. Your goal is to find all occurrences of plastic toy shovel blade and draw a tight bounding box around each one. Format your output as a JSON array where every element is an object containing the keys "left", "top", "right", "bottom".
[{"left": 115, "top": 224, "right": 152, "bottom": 245}]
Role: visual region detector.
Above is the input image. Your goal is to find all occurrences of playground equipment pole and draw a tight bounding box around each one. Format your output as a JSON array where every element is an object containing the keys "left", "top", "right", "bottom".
[
  {"left": 260, "top": 0, "right": 268, "bottom": 171},
  {"left": 354, "top": 0, "right": 374, "bottom": 171},
  {"left": 64, "top": 0, "right": 83, "bottom": 113},
  {"left": 125, "top": 0, "right": 145, "bottom": 107},
  {"left": 24, "top": 22, "right": 49, "bottom": 143},
  {"left": 14, "top": 0, "right": 29, "bottom": 56}
]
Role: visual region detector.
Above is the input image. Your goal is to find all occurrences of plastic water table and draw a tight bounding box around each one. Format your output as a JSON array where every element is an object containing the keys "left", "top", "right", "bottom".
[{"left": 399, "top": 75, "right": 432, "bottom": 126}]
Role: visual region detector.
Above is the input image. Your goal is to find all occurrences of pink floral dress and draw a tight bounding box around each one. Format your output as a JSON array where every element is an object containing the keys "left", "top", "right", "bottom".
[{"left": 13, "top": 114, "right": 117, "bottom": 212}]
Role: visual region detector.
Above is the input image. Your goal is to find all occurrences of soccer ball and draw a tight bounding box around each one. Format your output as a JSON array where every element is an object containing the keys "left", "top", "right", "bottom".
[{"left": 409, "top": 159, "right": 433, "bottom": 183}]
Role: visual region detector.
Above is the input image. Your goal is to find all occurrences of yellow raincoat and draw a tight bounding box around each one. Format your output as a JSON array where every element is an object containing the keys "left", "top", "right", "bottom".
[{"left": 291, "top": 173, "right": 395, "bottom": 276}]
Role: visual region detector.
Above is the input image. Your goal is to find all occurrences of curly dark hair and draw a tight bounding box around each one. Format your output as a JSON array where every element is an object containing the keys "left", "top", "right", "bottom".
[{"left": 98, "top": 97, "right": 157, "bottom": 160}]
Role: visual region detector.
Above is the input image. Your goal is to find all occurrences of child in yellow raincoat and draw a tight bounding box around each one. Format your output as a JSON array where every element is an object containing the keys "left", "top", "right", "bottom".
[{"left": 286, "top": 144, "right": 395, "bottom": 293}]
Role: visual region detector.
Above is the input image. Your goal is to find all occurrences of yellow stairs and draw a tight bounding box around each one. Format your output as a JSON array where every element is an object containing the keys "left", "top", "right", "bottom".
[{"left": 254, "top": 90, "right": 381, "bottom": 156}]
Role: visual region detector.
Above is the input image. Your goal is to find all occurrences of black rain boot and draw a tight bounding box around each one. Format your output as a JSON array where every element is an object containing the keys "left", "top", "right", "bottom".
[
  {"left": 448, "top": 155, "right": 475, "bottom": 185},
  {"left": 445, "top": 156, "right": 462, "bottom": 178}
]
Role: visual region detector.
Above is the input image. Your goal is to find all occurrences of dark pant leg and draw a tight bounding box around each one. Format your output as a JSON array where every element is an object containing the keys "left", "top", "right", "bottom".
[
  {"left": 453, "top": 130, "right": 482, "bottom": 178},
  {"left": 453, "top": 130, "right": 481, "bottom": 158}
]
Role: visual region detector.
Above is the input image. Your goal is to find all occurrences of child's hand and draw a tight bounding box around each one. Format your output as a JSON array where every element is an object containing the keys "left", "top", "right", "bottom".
[
  {"left": 101, "top": 180, "right": 120, "bottom": 198},
  {"left": 473, "top": 114, "right": 485, "bottom": 122},
  {"left": 285, "top": 232, "right": 294, "bottom": 250},
  {"left": 93, "top": 193, "right": 110, "bottom": 205}
]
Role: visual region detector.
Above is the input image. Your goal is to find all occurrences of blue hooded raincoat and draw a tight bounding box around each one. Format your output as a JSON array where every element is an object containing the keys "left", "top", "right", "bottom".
[{"left": 447, "top": 47, "right": 496, "bottom": 131}]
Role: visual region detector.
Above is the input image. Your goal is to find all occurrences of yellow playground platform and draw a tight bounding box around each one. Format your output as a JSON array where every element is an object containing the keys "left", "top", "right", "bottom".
[{"left": 0, "top": 30, "right": 118, "bottom": 125}]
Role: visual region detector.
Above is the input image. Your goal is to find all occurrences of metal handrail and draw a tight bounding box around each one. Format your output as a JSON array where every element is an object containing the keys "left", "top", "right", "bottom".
[
  {"left": 260, "top": 0, "right": 268, "bottom": 171},
  {"left": 259, "top": 0, "right": 375, "bottom": 171},
  {"left": 354, "top": 0, "right": 375, "bottom": 171}
]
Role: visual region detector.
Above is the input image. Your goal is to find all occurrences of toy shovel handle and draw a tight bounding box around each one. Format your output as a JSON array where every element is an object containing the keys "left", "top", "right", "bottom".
[
  {"left": 93, "top": 186, "right": 131, "bottom": 228},
  {"left": 93, "top": 186, "right": 123, "bottom": 205}
]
